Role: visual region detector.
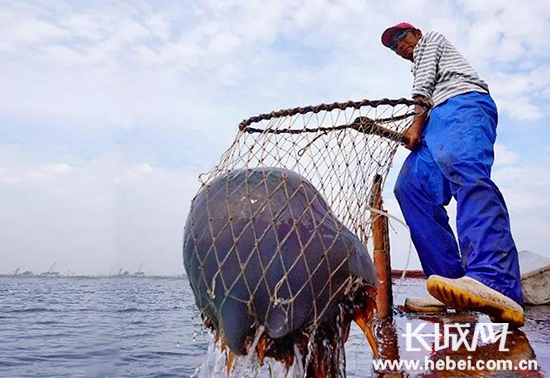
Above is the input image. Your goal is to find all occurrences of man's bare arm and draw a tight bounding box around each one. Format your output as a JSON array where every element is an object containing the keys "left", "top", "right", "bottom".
[{"left": 403, "top": 95, "right": 432, "bottom": 150}]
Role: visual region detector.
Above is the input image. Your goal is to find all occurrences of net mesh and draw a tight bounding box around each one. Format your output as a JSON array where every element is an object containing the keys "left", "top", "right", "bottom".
[
  {"left": 184, "top": 98, "right": 427, "bottom": 375},
  {"left": 199, "top": 98, "right": 419, "bottom": 243}
]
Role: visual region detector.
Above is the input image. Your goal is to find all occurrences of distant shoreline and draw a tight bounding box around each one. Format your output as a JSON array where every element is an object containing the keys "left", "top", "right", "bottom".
[
  {"left": 0, "top": 274, "right": 186, "bottom": 279},
  {"left": 1, "top": 271, "right": 424, "bottom": 279}
]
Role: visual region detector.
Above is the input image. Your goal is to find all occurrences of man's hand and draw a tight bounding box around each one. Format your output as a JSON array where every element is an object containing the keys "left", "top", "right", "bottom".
[
  {"left": 403, "top": 95, "right": 431, "bottom": 150},
  {"left": 403, "top": 121, "right": 423, "bottom": 150}
]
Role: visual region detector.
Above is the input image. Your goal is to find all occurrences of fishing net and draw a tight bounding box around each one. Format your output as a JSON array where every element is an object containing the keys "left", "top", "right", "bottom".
[{"left": 184, "top": 98, "right": 429, "bottom": 377}]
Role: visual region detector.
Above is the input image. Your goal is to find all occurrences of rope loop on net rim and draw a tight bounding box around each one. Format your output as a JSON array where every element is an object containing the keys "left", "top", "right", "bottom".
[{"left": 238, "top": 97, "right": 432, "bottom": 132}]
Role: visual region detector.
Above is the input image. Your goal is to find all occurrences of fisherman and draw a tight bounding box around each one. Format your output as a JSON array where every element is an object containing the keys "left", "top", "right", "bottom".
[{"left": 381, "top": 23, "right": 525, "bottom": 327}]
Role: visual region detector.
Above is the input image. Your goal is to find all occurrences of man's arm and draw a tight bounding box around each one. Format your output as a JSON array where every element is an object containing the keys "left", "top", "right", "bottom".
[
  {"left": 403, "top": 95, "right": 431, "bottom": 150},
  {"left": 405, "top": 32, "right": 445, "bottom": 150}
]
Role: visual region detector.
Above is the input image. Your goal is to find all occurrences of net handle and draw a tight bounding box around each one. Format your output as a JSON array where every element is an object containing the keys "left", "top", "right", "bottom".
[
  {"left": 238, "top": 97, "right": 432, "bottom": 131},
  {"left": 351, "top": 116, "right": 409, "bottom": 145}
]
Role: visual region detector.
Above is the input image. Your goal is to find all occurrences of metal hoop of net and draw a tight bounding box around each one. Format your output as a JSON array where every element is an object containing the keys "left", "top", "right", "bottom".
[{"left": 184, "top": 98, "right": 429, "bottom": 376}]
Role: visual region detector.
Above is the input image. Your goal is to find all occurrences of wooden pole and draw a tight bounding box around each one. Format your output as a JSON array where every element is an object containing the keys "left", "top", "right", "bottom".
[{"left": 370, "top": 174, "right": 393, "bottom": 319}]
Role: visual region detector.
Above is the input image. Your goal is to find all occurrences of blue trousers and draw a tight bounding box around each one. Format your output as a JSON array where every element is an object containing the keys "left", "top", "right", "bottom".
[{"left": 394, "top": 91, "right": 524, "bottom": 306}]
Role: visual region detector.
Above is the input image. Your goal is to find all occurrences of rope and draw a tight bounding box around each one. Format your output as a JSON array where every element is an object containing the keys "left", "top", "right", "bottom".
[
  {"left": 238, "top": 98, "right": 431, "bottom": 130},
  {"left": 365, "top": 206, "right": 414, "bottom": 282}
]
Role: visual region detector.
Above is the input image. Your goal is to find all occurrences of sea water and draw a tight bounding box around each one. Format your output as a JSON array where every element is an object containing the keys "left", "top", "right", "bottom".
[
  {"left": 0, "top": 276, "right": 376, "bottom": 378},
  {"left": 2, "top": 277, "right": 548, "bottom": 377}
]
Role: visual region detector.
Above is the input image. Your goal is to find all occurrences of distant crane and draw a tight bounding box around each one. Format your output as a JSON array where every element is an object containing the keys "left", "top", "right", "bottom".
[{"left": 133, "top": 263, "right": 145, "bottom": 277}]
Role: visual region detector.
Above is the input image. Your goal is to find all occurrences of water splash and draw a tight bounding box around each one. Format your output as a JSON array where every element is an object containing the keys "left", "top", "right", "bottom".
[
  {"left": 193, "top": 319, "right": 357, "bottom": 378},
  {"left": 192, "top": 335, "right": 287, "bottom": 378}
]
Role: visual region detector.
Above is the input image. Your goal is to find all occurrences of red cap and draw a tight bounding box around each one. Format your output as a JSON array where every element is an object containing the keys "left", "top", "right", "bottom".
[{"left": 381, "top": 22, "right": 416, "bottom": 48}]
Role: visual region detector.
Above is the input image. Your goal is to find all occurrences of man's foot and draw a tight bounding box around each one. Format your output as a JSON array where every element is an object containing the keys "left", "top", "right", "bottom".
[
  {"left": 405, "top": 293, "right": 447, "bottom": 312},
  {"left": 427, "top": 275, "right": 525, "bottom": 328}
]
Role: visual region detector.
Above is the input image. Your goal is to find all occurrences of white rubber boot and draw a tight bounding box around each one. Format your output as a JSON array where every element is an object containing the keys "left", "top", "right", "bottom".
[
  {"left": 427, "top": 275, "right": 525, "bottom": 328},
  {"left": 405, "top": 293, "right": 447, "bottom": 312}
]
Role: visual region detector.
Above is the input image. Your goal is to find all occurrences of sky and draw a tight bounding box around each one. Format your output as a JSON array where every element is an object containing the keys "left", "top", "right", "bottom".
[{"left": 0, "top": 0, "right": 549, "bottom": 275}]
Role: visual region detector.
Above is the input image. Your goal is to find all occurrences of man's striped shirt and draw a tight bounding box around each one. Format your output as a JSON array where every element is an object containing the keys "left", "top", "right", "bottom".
[{"left": 412, "top": 31, "right": 489, "bottom": 107}]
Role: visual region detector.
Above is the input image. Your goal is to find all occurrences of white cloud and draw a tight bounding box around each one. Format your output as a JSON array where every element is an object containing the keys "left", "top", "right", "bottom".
[
  {"left": 0, "top": 0, "right": 548, "bottom": 126},
  {"left": 0, "top": 6, "right": 71, "bottom": 52},
  {"left": 44, "top": 163, "right": 73, "bottom": 174},
  {"left": 489, "top": 67, "right": 550, "bottom": 121},
  {"left": 0, "top": 144, "right": 203, "bottom": 275},
  {"left": 494, "top": 143, "right": 519, "bottom": 166}
]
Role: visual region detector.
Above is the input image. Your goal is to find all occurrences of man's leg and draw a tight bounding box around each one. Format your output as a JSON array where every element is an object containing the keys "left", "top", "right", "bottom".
[
  {"left": 424, "top": 92, "right": 524, "bottom": 307},
  {"left": 394, "top": 141, "right": 464, "bottom": 279}
]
